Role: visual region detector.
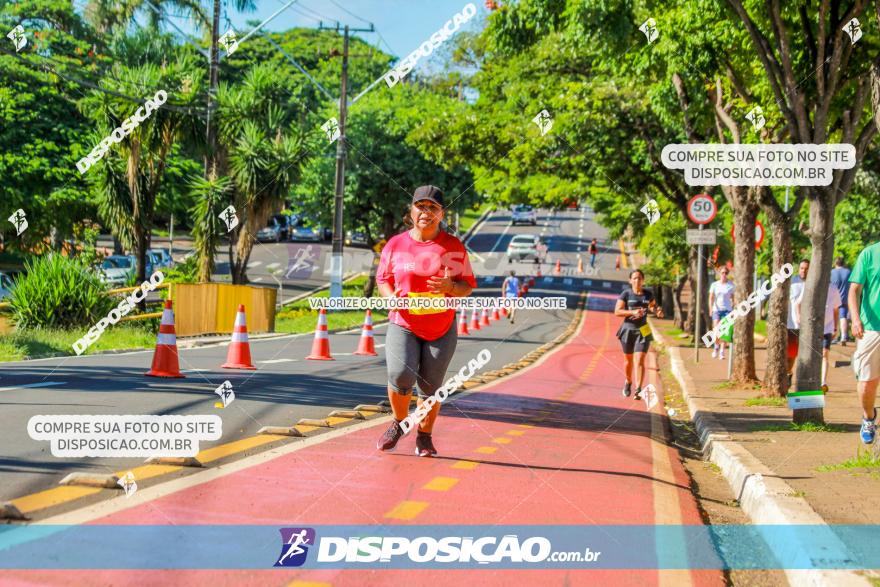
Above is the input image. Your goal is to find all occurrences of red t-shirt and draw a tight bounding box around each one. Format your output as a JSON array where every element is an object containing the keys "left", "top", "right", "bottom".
[{"left": 376, "top": 230, "right": 477, "bottom": 341}]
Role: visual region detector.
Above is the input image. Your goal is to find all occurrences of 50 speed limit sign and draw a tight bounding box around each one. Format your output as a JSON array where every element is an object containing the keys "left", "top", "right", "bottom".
[{"left": 687, "top": 194, "right": 717, "bottom": 225}]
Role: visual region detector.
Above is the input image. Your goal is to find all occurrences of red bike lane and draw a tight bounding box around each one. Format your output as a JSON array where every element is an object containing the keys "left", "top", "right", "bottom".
[{"left": 8, "top": 295, "right": 722, "bottom": 587}]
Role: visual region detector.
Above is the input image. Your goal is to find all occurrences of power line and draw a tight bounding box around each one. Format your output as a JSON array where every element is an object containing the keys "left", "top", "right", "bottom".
[
  {"left": 326, "top": 0, "right": 372, "bottom": 26},
  {"left": 296, "top": 1, "right": 339, "bottom": 23}
]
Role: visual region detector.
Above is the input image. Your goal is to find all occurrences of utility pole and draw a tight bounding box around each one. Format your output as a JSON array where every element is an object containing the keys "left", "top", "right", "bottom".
[
  {"left": 205, "top": 0, "right": 221, "bottom": 179},
  {"left": 320, "top": 22, "right": 375, "bottom": 298}
]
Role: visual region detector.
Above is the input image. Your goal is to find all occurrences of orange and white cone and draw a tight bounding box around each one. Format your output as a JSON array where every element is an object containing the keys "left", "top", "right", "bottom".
[
  {"left": 577, "top": 257, "right": 584, "bottom": 274},
  {"left": 222, "top": 304, "right": 256, "bottom": 369},
  {"left": 615, "top": 255, "right": 621, "bottom": 270},
  {"left": 306, "top": 309, "right": 334, "bottom": 360},
  {"left": 354, "top": 310, "right": 377, "bottom": 356},
  {"left": 469, "top": 308, "right": 481, "bottom": 331},
  {"left": 146, "top": 300, "right": 184, "bottom": 378},
  {"left": 458, "top": 309, "right": 470, "bottom": 335},
  {"left": 491, "top": 304, "right": 502, "bottom": 321},
  {"left": 554, "top": 260, "right": 561, "bottom": 275},
  {"left": 480, "top": 308, "right": 490, "bottom": 327},
  {"left": 528, "top": 277, "right": 535, "bottom": 286},
  {"left": 536, "top": 266, "right": 542, "bottom": 277}
]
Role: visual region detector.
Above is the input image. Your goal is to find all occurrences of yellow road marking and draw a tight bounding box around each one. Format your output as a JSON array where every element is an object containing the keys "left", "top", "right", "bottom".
[
  {"left": 113, "top": 464, "right": 181, "bottom": 482},
  {"left": 422, "top": 476, "right": 459, "bottom": 491},
  {"left": 288, "top": 581, "right": 332, "bottom": 587},
  {"left": 12, "top": 486, "right": 102, "bottom": 514},
  {"left": 325, "top": 417, "right": 352, "bottom": 427},
  {"left": 474, "top": 446, "right": 497, "bottom": 454},
  {"left": 198, "top": 434, "right": 281, "bottom": 464},
  {"left": 506, "top": 430, "right": 525, "bottom": 436},
  {"left": 385, "top": 500, "right": 429, "bottom": 520},
  {"left": 492, "top": 437, "right": 512, "bottom": 444},
  {"left": 516, "top": 424, "right": 534, "bottom": 428},
  {"left": 294, "top": 425, "right": 322, "bottom": 434},
  {"left": 452, "top": 460, "right": 479, "bottom": 470}
]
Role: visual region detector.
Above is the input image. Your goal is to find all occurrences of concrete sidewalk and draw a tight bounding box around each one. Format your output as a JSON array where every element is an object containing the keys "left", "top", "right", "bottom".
[{"left": 5, "top": 298, "right": 719, "bottom": 586}]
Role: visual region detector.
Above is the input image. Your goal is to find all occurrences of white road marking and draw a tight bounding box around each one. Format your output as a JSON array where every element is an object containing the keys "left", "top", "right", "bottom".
[
  {"left": 0, "top": 381, "right": 66, "bottom": 392},
  {"left": 484, "top": 276, "right": 495, "bottom": 283},
  {"left": 260, "top": 359, "right": 297, "bottom": 364},
  {"left": 603, "top": 282, "right": 612, "bottom": 288},
  {"left": 543, "top": 277, "right": 553, "bottom": 283},
  {"left": 183, "top": 368, "right": 210, "bottom": 373},
  {"left": 247, "top": 261, "right": 262, "bottom": 268},
  {"left": 564, "top": 278, "right": 573, "bottom": 285},
  {"left": 488, "top": 220, "right": 514, "bottom": 256},
  {"left": 252, "top": 277, "right": 264, "bottom": 282},
  {"left": 266, "top": 262, "right": 281, "bottom": 270},
  {"left": 585, "top": 280, "right": 592, "bottom": 286}
]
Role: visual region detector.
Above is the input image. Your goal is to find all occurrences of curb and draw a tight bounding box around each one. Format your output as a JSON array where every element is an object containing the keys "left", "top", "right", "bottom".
[
  {"left": 461, "top": 205, "right": 495, "bottom": 243},
  {"left": 650, "top": 319, "right": 872, "bottom": 587}
]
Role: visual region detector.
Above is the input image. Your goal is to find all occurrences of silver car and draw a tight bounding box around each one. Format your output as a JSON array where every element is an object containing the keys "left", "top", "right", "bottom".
[
  {"left": 506, "top": 234, "right": 541, "bottom": 262},
  {"left": 100, "top": 255, "right": 137, "bottom": 286},
  {"left": 511, "top": 204, "right": 538, "bottom": 226}
]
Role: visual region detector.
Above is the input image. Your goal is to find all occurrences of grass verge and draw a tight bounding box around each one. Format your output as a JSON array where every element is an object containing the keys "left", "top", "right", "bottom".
[
  {"left": 458, "top": 202, "right": 494, "bottom": 235},
  {"left": 0, "top": 323, "right": 158, "bottom": 362},
  {"left": 817, "top": 448, "right": 880, "bottom": 472},
  {"left": 745, "top": 396, "right": 787, "bottom": 407},
  {"left": 749, "top": 421, "right": 847, "bottom": 433}
]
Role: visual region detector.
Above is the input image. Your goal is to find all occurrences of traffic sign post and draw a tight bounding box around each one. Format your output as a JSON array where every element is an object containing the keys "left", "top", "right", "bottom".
[{"left": 687, "top": 194, "right": 717, "bottom": 364}]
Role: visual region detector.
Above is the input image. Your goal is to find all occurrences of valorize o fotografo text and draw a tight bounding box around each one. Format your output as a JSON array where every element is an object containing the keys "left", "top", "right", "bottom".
[{"left": 308, "top": 297, "right": 568, "bottom": 311}]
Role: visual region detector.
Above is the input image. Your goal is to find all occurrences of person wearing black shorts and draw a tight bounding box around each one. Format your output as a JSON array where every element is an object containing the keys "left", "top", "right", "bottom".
[{"left": 614, "top": 269, "right": 664, "bottom": 399}]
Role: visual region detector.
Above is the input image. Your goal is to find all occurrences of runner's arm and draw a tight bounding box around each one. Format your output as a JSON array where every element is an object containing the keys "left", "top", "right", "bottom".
[{"left": 849, "top": 283, "right": 864, "bottom": 338}]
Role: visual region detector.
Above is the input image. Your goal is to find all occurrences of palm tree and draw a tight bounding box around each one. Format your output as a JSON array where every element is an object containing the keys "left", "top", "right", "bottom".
[
  {"left": 212, "top": 64, "right": 309, "bottom": 284},
  {"left": 84, "top": 0, "right": 209, "bottom": 35},
  {"left": 81, "top": 56, "right": 203, "bottom": 291}
]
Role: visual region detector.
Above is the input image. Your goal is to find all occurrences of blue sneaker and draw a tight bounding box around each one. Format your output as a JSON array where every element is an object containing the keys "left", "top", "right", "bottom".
[{"left": 861, "top": 410, "right": 877, "bottom": 444}]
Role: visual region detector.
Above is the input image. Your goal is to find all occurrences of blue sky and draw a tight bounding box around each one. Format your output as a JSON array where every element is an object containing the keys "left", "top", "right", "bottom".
[{"left": 168, "top": 0, "right": 488, "bottom": 68}]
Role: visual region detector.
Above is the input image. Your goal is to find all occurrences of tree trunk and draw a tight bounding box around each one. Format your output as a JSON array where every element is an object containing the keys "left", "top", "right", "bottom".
[
  {"left": 660, "top": 284, "right": 674, "bottom": 319},
  {"left": 731, "top": 196, "right": 759, "bottom": 383},
  {"left": 113, "top": 235, "right": 124, "bottom": 255},
  {"left": 761, "top": 197, "right": 793, "bottom": 397},
  {"left": 673, "top": 274, "right": 687, "bottom": 329},
  {"left": 794, "top": 194, "right": 835, "bottom": 424},
  {"left": 686, "top": 245, "right": 711, "bottom": 339}
]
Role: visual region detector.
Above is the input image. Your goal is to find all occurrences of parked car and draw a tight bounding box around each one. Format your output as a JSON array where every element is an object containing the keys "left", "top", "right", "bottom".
[
  {"left": 0, "top": 271, "right": 14, "bottom": 300},
  {"left": 562, "top": 197, "right": 580, "bottom": 210},
  {"left": 148, "top": 248, "right": 173, "bottom": 269},
  {"left": 100, "top": 255, "right": 137, "bottom": 286},
  {"left": 345, "top": 230, "right": 368, "bottom": 247},
  {"left": 506, "top": 234, "right": 541, "bottom": 262},
  {"left": 256, "top": 217, "right": 284, "bottom": 243},
  {"left": 511, "top": 204, "right": 538, "bottom": 226},
  {"left": 272, "top": 214, "right": 293, "bottom": 240},
  {"left": 290, "top": 218, "right": 327, "bottom": 242}
]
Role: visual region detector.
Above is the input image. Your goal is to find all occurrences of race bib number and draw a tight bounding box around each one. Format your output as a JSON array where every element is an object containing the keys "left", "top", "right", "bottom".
[
  {"left": 639, "top": 324, "right": 652, "bottom": 338},
  {"left": 407, "top": 291, "right": 445, "bottom": 315}
]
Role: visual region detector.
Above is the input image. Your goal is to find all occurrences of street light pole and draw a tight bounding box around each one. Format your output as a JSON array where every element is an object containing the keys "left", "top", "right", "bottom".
[{"left": 329, "top": 26, "right": 350, "bottom": 299}]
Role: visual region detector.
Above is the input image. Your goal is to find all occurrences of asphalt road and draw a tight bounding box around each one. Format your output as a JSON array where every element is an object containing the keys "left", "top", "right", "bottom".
[{"left": 1, "top": 206, "right": 631, "bottom": 505}]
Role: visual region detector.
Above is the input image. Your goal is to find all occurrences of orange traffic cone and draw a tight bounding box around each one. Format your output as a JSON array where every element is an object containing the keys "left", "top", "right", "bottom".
[
  {"left": 554, "top": 260, "right": 561, "bottom": 275},
  {"left": 528, "top": 277, "right": 535, "bottom": 286},
  {"left": 469, "top": 308, "right": 481, "bottom": 331},
  {"left": 615, "top": 255, "right": 621, "bottom": 270},
  {"left": 491, "top": 305, "right": 502, "bottom": 321},
  {"left": 146, "top": 300, "right": 184, "bottom": 378},
  {"left": 480, "top": 308, "right": 490, "bottom": 327},
  {"left": 523, "top": 283, "right": 530, "bottom": 293},
  {"left": 458, "top": 309, "right": 470, "bottom": 335},
  {"left": 354, "top": 310, "right": 377, "bottom": 356},
  {"left": 306, "top": 309, "right": 334, "bottom": 360},
  {"left": 536, "top": 266, "right": 542, "bottom": 277},
  {"left": 222, "top": 304, "right": 256, "bottom": 369},
  {"left": 502, "top": 306, "right": 509, "bottom": 318},
  {"left": 577, "top": 257, "right": 584, "bottom": 274}
]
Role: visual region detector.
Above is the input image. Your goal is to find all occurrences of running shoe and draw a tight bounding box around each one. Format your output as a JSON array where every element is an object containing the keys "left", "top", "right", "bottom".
[
  {"left": 633, "top": 387, "right": 642, "bottom": 401},
  {"left": 377, "top": 420, "right": 404, "bottom": 451},
  {"left": 622, "top": 382, "right": 632, "bottom": 397},
  {"left": 861, "top": 410, "right": 877, "bottom": 445},
  {"left": 711, "top": 348, "right": 717, "bottom": 358},
  {"left": 415, "top": 431, "right": 437, "bottom": 457},
  {"left": 719, "top": 350, "right": 725, "bottom": 360}
]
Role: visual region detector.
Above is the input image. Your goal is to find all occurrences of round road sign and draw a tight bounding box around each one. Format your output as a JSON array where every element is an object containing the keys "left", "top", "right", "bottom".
[
  {"left": 687, "top": 194, "right": 717, "bottom": 225},
  {"left": 731, "top": 221, "right": 765, "bottom": 249}
]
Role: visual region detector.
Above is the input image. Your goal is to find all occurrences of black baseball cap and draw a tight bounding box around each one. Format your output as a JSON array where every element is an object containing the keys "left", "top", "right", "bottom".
[{"left": 412, "top": 185, "right": 444, "bottom": 207}]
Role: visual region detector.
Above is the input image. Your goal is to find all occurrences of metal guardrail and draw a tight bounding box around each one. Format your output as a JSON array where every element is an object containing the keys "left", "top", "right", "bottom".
[
  {"left": 119, "top": 311, "right": 163, "bottom": 322},
  {"left": 107, "top": 283, "right": 170, "bottom": 295}
]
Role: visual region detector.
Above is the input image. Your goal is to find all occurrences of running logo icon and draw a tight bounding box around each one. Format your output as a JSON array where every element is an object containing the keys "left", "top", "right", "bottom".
[
  {"left": 8, "top": 209, "right": 27, "bottom": 235},
  {"left": 639, "top": 18, "right": 658, "bottom": 44},
  {"left": 219, "top": 205, "right": 239, "bottom": 232},
  {"left": 274, "top": 527, "right": 316, "bottom": 567},
  {"left": 7, "top": 25, "right": 26, "bottom": 52},
  {"left": 321, "top": 118, "right": 340, "bottom": 143},
  {"left": 640, "top": 199, "right": 660, "bottom": 225},
  {"left": 285, "top": 244, "right": 319, "bottom": 279},
  {"left": 745, "top": 106, "right": 765, "bottom": 132},
  {"left": 843, "top": 18, "right": 862, "bottom": 45},
  {"left": 532, "top": 110, "right": 553, "bottom": 136},
  {"left": 215, "top": 380, "right": 235, "bottom": 408},
  {"left": 117, "top": 471, "right": 137, "bottom": 497},
  {"left": 219, "top": 29, "right": 239, "bottom": 55}
]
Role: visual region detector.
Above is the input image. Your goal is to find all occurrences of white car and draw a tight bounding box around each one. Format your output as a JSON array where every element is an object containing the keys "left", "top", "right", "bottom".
[
  {"left": 511, "top": 204, "right": 538, "bottom": 226},
  {"left": 507, "top": 234, "right": 542, "bottom": 262},
  {"left": 100, "top": 255, "right": 137, "bottom": 286},
  {"left": 0, "top": 271, "right": 14, "bottom": 300}
]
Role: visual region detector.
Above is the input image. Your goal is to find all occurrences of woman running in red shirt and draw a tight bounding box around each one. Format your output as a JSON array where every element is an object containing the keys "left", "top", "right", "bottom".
[{"left": 375, "top": 185, "right": 476, "bottom": 456}]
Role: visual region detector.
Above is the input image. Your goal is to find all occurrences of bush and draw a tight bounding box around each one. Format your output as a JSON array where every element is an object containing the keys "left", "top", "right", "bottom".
[
  {"left": 161, "top": 254, "right": 199, "bottom": 284},
  {"left": 9, "top": 254, "right": 116, "bottom": 329}
]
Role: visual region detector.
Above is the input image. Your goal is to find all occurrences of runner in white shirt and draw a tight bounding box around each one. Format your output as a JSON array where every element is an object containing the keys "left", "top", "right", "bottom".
[
  {"left": 796, "top": 282, "right": 841, "bottom": 390},
  {"left": 709, "top": 268, "right": 735, "bottom": 360},
  {"left": 787, "top": 260, "right": 810, "bottom": 387}
]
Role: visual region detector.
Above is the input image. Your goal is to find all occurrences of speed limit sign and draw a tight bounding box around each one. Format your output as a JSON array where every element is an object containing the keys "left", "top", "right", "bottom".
[{"left": 687, "top": 194, "right": 717, "bottom": 225}]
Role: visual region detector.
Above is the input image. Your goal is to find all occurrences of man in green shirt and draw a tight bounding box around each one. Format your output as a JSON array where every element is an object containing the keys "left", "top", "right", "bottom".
[{"left": 849, "top": 242, "right": 880, "bottom": 444}]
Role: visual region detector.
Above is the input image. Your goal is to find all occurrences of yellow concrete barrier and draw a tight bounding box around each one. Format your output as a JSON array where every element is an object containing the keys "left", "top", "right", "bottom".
[{"left": 169, "top": 283, "right": 276, "bottom": 336}]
